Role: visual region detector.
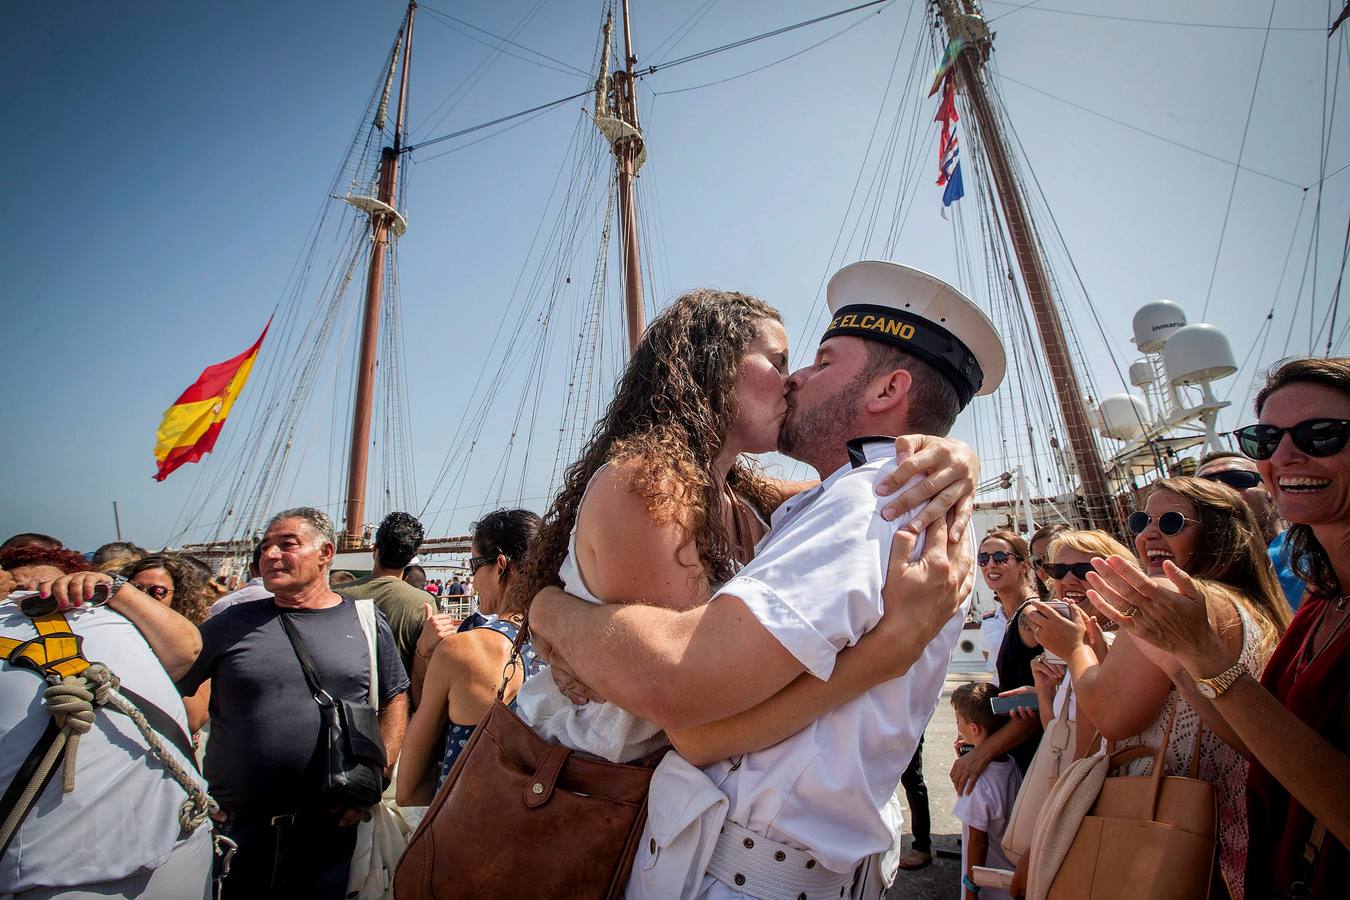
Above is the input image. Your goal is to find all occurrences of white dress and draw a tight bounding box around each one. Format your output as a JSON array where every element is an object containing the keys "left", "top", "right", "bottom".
[{"left": 515, "top": 466, "right": 763, "bottom": 764}]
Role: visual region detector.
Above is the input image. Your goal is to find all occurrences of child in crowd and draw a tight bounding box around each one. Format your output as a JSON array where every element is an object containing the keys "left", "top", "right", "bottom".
[{"left": 952, "top": 681, "right": 1023, "bottom": 900}]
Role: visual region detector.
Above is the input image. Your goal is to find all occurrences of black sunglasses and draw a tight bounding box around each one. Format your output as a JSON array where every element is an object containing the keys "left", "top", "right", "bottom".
[
  {"left": 467, "top": 555, "right": 497, "bottom": 575},
  {"left": 134, "top": 583, "right": 172, "bottom": 600},
  {"left": 1199, "top": 469, "right": 1263, "bottom": 490},
  {"left": 1126, "top": 510, "right": 1197, "bottom": 536},
  {"left": 977, "top": 551, "right": 1019, "bottom": 566},
  {"left": 1043, "top": 562, "right": 1094, "bottom": 580},
  {"left": 1232, "top": 418, "right": 1350, "bottom": 461}
]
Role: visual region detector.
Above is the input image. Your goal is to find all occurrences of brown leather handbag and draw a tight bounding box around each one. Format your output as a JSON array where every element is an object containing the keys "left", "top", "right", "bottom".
[
  {"left": 392, "top": 624, "right": 667, "bottom": 900},
  {"left": 1028, "top": 706, "right": 1217, "bottom": 900}
]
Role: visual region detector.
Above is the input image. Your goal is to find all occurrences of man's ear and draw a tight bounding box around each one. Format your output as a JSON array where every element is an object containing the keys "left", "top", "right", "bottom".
[
  {"left": 319, "top": 541, "right": 336, "bottom": 568},
  {"left": 864, "top": 367, "right": 913, "bottom": 414}
]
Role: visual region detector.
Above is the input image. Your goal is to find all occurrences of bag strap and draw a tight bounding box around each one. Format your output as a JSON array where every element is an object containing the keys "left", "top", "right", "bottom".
[
  {"left": 494, "top": 617, "right": 531, "bottom": 702},
  {"left": 353, "top": 599, "right": 379, "bottom": 710},
  {"left": 275, "top": 610, "right": 331, "bottom": 704},
  {"left": 0, "top": 720, "right": 65, "bottom": 859}
]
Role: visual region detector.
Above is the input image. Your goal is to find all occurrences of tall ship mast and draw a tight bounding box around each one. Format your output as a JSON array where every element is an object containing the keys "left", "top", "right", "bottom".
[
  {"left": 342, "top": 1, "right": 417, "bottom": 549},
  {"left": 934, "top": 0, "right": 1115, "bottom": 532}
]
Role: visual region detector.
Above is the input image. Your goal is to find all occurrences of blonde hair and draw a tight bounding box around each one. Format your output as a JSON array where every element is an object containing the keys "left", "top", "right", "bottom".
[{"left": 1047, "top": 529, "right": 1132, "bottom": 563}]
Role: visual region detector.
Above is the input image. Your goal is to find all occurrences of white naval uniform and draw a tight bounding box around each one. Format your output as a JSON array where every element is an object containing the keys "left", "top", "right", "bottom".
[{"left": 630, "top": 438, "right": 968, "bottom": 899}]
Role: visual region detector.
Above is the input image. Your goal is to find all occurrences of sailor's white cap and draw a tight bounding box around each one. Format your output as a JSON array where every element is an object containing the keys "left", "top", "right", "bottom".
[{"left": 824, "top": 260, "right": 1006, "bottom": 406}]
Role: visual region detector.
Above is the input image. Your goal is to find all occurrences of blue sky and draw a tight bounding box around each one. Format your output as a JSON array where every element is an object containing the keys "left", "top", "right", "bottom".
[{"left": 2, "top": 0, "right": 1346, "bottom": 552}]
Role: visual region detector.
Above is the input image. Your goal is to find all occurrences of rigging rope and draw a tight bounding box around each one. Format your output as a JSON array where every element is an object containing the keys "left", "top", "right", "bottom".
[{"left": 1200, "top": 0, "right": 1280, "bottom": 320}]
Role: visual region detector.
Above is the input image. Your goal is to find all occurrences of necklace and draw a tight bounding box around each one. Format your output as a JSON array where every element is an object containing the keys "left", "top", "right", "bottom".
[{"left": 1296, "top": 597, "right": 1350, "bottom": 680}]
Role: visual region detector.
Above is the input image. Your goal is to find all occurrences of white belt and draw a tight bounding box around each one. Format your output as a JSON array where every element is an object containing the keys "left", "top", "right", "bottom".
[{"left": 706, "top": 819, "right": 855, "bottom": 900}]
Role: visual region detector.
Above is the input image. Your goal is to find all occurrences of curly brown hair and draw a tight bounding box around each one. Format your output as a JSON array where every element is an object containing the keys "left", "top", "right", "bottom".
[
  {"left": 1253, "top": 356, "right": 1350, "bottom": 597},
  {"left": 1146, "top": 477, "right": 1291, "bottom": 656},
  {"left": 515, "top": 289, "right": 787, "bottom": 607},
  {"left": 124, "top": 554, "right": 211, "bottom": 626}
]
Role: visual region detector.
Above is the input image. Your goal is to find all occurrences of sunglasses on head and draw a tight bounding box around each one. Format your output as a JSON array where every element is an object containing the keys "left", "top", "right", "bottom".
[
  {"left": 1042, "top": 561, "right": 1094, "bottom": 580},
  {"left": 1199, "top": 469, "right": 1263, "bottom": 490},
  {"left": 135, "top": 583, "right": 172, "bottom": 600},
  {"left": 1232, "top": 418, "right": 1350, "bottom": 461},
  {"left": 977, "top": 551, "right": 1019, "bottom": 567},
  {"left": 1126, "top": 510, "right": 1197, "bottom": 536}
]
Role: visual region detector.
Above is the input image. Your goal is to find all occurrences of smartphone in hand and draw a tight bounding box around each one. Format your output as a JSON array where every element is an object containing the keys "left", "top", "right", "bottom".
[{"left": 990, "top": 693, "right": 1039, "bottom": 716}]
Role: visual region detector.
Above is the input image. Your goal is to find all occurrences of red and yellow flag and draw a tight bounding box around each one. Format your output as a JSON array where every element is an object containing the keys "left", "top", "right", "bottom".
[{"left": 153, "top": 318, "right": 270, "bottom": 481}]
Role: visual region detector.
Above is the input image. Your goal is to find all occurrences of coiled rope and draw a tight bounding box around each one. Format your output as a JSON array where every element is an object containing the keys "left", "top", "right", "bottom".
[{"left": 0, "top": 662, "right": 217, "bottom": 853}]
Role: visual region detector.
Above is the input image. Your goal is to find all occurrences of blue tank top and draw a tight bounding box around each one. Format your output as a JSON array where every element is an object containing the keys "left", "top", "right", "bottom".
[{"left": 436, "top": 616, "right": 541, "bottom": 787}]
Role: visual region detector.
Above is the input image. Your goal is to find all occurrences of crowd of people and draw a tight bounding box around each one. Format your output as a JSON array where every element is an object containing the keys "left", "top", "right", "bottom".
[{"left": 1, "top": 262, "right": 1347, "bottom": 900}]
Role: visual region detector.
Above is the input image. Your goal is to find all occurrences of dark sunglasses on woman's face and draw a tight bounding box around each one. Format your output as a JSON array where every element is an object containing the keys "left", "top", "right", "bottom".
[
  {"left": 1232, "top": 418, "right": 1350, "bottom": 461},
  {"left": 977, "top": 551, "right": 1018, "bottom": 567},
  {"left": 1199, "top": 469, "right": 1262, "bottom": 490},
  {"left": 134, "top": 583, "right": 172, "bottom": 600},
  {"left": 1043, "top": 562, "right": 1094, "bottom": 580},
  {"left": 1126, "top": 510, "right": 1196, "bottom": 536},
  {"left": 467, "top": 555, "right": 496, "bottom": 574}
]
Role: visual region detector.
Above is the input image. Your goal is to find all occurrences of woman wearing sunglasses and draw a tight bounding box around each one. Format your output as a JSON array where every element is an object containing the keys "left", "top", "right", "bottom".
[
  {"left": 125, "top": 553, "right": 211, "bottom": 626},
  {"left": 1087, "top": 357, "right": 1350, "bottom": 897},
  {"left": 1027, "top": 476, "right": 1289, "bottom": 899},
  {"left": 950, "top": 532, "right": 1046, "bottom": 798},
  {"left": 398, "top": 508, "right": 545, "bottom": 805}
]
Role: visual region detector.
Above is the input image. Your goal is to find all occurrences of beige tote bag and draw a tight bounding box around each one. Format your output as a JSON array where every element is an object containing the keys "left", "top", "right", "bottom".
[{"left": 1001, "top": 681, "right": 1076, "bottom": 864}]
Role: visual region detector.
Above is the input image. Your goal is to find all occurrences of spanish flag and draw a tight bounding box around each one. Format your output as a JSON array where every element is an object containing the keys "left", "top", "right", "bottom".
[{"left": 153, "top": 318, "right": 270, "bottom": 481}]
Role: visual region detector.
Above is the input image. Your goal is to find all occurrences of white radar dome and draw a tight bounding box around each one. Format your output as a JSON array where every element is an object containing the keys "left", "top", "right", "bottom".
[
  {"left": 1128, "top": 360, "right": 1154, "bottom": 387},
  {"left": 1163, "top": 324, "right": 1237, "bottom": 385},
  {"left": 1095, "top": 393, "right": 1149, "bottom": 440},
  {"left": 1133, "top": 300, "right": 1187, "bottom": 352}
]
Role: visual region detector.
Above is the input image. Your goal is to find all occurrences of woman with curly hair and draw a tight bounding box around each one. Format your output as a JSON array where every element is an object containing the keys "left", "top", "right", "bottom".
[
  {"left": 512, "top": 287, "right": 977, "bottom": 768},
  {"left": 123, "top": 554, "right": 212, "bottom": 626}
]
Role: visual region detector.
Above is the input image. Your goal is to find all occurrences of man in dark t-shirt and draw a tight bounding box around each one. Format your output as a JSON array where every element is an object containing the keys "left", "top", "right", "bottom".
[{"left": 178, "top": 507, "right": 409, "bottom": 899}]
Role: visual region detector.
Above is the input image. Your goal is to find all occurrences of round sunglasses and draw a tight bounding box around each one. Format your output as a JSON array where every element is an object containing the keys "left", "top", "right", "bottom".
[
  {"left": 977, "top": 550, "right": 1021, "bottom": 567},
  {"left": 1126, "top": 510, "right": 1198, "bottom": 536},
  {"left": 1042, "top": 561, "right": 1094, "bottom": 580},
  {"left": 1199, "top": 469, "right": 1262, "bottom": 490},
  {"left": 133, "top": 583, "right": 173, "bottom": 600},
  {"left": 1232, "top": 418, "right": 1350, "bottom": 461}
]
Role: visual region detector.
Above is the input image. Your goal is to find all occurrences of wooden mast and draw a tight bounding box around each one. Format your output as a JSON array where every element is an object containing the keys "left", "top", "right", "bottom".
[
  {"left": 342, "top": 1, "right": 416, "bottom": 548},
  {"left": 935, "top": 0, "right": 1115, "bottom": 531},
  {"left": 615, "top": 0, "right": 645, "bottom": 354}
]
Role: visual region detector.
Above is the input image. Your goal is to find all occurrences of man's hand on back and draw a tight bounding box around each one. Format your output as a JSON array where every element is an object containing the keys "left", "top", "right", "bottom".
[{"left": 875, "top": 435, "right": 979, "bottom": 540}]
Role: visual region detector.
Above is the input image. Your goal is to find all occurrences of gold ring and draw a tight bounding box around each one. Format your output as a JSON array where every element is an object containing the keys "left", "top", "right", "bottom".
[{"left": 1122, "top": 605, "right": 1138, "bottom": 618}]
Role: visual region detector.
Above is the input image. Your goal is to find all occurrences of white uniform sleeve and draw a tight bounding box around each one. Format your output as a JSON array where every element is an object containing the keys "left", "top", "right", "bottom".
[{"left": 714, "top": 461, "right": 923, "bottom": 681}]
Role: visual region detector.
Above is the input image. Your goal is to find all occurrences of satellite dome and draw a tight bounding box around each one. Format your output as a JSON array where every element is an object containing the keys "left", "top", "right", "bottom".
[
  {"left": 1162, "top": 324, "right": 1237, "bottom": 385},
  {"left": 1128, "top": 360, "right": 1154, "bottom": 388},
  {"left": 1132, "top": 300, "right": 1187, "bottom": 353},
  {"left": 1095, "top": 393, "right": 1149, "bottom": 440}
]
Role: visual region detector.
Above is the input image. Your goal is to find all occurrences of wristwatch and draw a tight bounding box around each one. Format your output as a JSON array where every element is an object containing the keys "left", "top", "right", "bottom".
[
  {"left": 962, "top": 873, "right": 982, "bottom": 895},
  {"left": 1194, "top": 662, "right": 1247, "bottom": 700},
  {"left": 94, "top": 574, "right": 129, "bottom": 606}
]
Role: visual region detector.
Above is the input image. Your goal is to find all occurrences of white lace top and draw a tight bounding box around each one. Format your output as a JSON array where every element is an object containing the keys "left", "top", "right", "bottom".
[{"left": 1115, "top": 602, "right": 1262, "bottom": 900}]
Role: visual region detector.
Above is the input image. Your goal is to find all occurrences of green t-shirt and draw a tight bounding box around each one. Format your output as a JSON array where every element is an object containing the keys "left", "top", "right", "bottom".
[{"left": 336, "top": 574, "right": 429, "bottom": 677}]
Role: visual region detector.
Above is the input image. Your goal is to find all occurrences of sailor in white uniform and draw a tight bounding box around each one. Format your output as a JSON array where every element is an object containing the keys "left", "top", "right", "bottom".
[{"left": 530, "top": 260, "right": 1006, "bottom": 900}]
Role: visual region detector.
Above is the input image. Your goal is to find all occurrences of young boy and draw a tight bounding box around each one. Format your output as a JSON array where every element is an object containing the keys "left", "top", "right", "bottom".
[{"left": 952, "top": 681, "right": 1023, "bottom": 900}]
